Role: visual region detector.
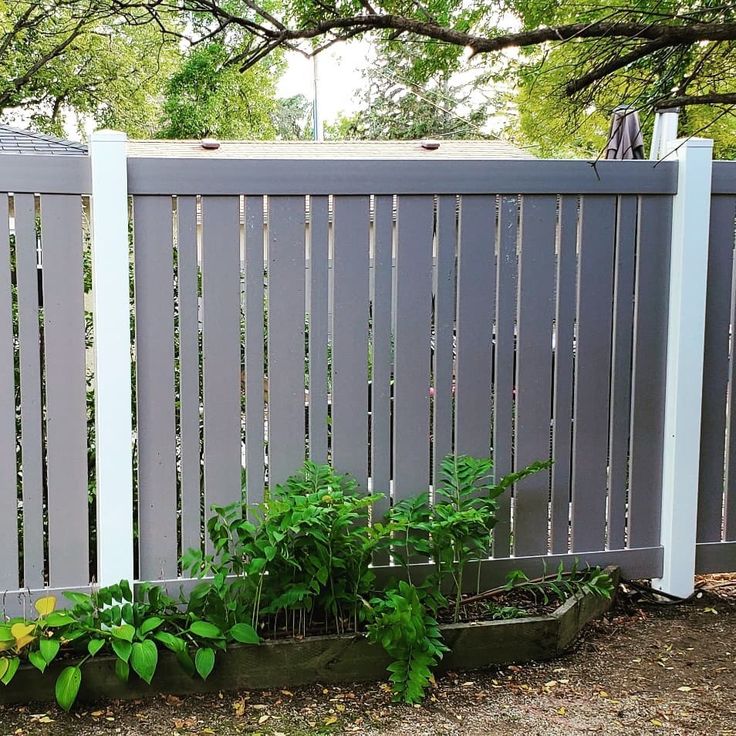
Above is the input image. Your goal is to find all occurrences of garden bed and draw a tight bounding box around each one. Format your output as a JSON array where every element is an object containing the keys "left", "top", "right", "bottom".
[{"left": 0, "top": 567, "right": 619, "bottom": 706}]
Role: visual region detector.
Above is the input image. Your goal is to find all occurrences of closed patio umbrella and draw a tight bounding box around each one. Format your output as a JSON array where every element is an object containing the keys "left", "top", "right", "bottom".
[{"left": 605, "top": 105, "right": 645, "bottom": 160}]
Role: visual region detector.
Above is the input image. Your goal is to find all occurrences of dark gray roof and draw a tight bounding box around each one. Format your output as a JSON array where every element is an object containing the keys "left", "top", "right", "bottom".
[{"left": 0, "top": 125, "right": 87, "bottom": 156}]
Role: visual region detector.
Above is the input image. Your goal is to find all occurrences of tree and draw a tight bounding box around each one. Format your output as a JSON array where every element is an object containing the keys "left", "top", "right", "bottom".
[
  {"left": 158, "top": 42, "right": 283, "bottom": 139},
  {"left": 0, "top": 1, "right": 180, "bottom": 137},
  {"left": 325, "top": 45, "right": 499, "bottom": 140},
  {"left": 128, "top": 0, "right": 736, "bottom": 124}
]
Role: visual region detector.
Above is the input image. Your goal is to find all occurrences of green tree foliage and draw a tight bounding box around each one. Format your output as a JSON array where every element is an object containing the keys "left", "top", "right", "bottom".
[
  {"left": 158, "top": 42, "right": 283, "bottom": 139},
  {"left": 0, "top": 1, "right": 180, "bottom": 137},
  {"left": 326, "top": 46, "right": 497, "bottom": 140}
]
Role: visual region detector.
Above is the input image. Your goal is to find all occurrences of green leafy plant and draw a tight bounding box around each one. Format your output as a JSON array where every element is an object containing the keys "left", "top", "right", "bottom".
[
  {"left": 503, "top": 561, "right": 615, "bottom": 604},
  {"left": 364, "top": 581, "right": 448, "bottom": 704},
  {"left": 183, "top": 462, "right": 386, "bottom": 637},
  {"left": 386, "top": 455, "right": 552, "bottom": 622}
]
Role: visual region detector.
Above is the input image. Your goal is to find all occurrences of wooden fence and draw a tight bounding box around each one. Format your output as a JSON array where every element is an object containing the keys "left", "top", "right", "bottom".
[{"left": 0, "top": 136, "right": 730, "bottom": 614}]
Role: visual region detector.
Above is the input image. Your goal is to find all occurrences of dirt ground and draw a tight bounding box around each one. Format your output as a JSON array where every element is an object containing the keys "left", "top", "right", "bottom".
[{"left": 1, "top": 577, "right": 735, "bottom": 736}]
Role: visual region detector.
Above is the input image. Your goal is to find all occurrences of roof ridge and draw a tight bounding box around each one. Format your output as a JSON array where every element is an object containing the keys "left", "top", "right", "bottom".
[{"left": 0, "top": 123, "right": 87, "bottom": 152}]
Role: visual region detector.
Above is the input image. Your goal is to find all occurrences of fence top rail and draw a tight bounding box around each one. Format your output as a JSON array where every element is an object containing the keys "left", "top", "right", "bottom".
[
  {"left": 711, "top": 161, "right": 736, "bottom": 194},
  {"left": 0, "top": 154, "right": 91, "bottom": 194},
  {"left": 127, "top": 157, "right": 677, "bottom": 196}
]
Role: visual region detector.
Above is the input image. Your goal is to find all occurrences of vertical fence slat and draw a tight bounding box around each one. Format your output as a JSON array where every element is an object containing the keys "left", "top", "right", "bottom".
[
  {"left": 332, "top": 197, "right": 370, "bottom": 487},
  {"left": 268, "top": 196, "right": 306, "bottom": 486},
  {"left": 177, "top": 197, "right": 201, "bottom": 553},
  {"left": 201, "top": 197, "right": 242, "bottom": 514},
  {"left": 0, "top": 195, "right": 17, "bottom": 589},
  {"left": 492, "top": 196, "right": 518, "bottom": 557},
  {"left": 432, "top": 196, "right": 457, "bottom": 490},
  {"left": 697, "top": 196, "right": 735, "bottom": 542},
  {"left": 393, "top": 196, "right": 434, "bottom": 501},
  {"left": 607, "top": 196, "right": 637, "bottom": 550},
  {"left": 15, "top": 193, "right": 44, "bottom": 588},
  {"left": 134, "top": 196, "right": 177, "bottom": 579},
  {"left": 308, "top": 196, "right": 329, "bottom": 465},
  {"left": 41, "top": 195, "right": 88, "bottom": 587},
  {"left": 244, "top": 197, "right": 265, "bottom": 508},
  {"left": 628, "top": 195, "right": 671, "bottom": 548},
  {"left": 550, "top": 196, "right": 577, "bottom": 554},
  {"left": 454, "top": 195, "right": 494, "bottom": 458},
  {"left": 514, "top": 195, "right": 556, "bottom": 556},
  {"left": 571, "top": 195, "right": 616, "bottom": 553},
  {"left": 725, "top": 246, "right": 736, "bottom": 541},
  {"left": 371, "top": 196, "right": 393, "bottom": 522}
]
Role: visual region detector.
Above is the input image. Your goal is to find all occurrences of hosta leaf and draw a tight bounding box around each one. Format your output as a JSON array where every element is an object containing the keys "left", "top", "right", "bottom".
[
  {"left": 189, "top": 621, "right": 223, "bottom": 639},
  {"left": 195, "top": 647, "right": 215, "bottom": 680},
  {"left": 55, "top": 666, "right": 82, "bottom": 711},
  {"left": 34, "top": 596, "right": 56, "bottom": 617},
  {"left": 39, "top": 638, "right": 60, "bottom": 664},
  {"left": 111, "top": 639, "right": 132, "bottom": 663},
  {"left": 111, "top": 624, "right": 134, "bottom": 643},
  {"left": 130, "top": 640, "right": 158, "bottom": 684},
  {"left": 115, "top": 658, "right": 130, "bottom": 683},
  {"left": 0, "top": 657, "right": 19, "bottom": 685},
  {"left": 87, "top": 639, "right": 105, "bottom": 657},
  {"left": 28, "top": 650, "right": 47, "bottom": 673},
  {"left": 228, "top": 623, "right": 259, "bottom": 645},
  {"left": 139, "top": 617, "right": 163, "bottom": 636},
  {"left": 45, "top": 612, "right": 74, "bottom": 628}
]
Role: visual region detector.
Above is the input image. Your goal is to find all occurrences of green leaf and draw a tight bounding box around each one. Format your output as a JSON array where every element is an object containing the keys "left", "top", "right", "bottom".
[
  {"left": 115, "top": 658, "right": 129, "bottom": 683},
  {"left": 130, "top": 640, "right": 158, "bottom": 685},
  {"left": 45, "top": 612, "right": 74, "bottom": 628},
  {"left": 189, "top": 621, "right": 223, "bottom": 639},
  {"left": 39, "top": 638, "right": 60, "bottom": 664},
  {"left": 63, "top": 591, "right": 91, "bottom": 606},
  {"left": 55, "top": 666, "right": 82, "bottom": 712},
  {"left": 228, "top": 623, "right": 259, "bottom": 645},
  {"left": 111, "top": 638, "right": 132, "bottom": 662},
  {"left": 29, "top": 650, "right": 47, "bottom": 673},
  {"left": 120, "top": 579, "right": 133, "bottom": 602},
  {"left": 195, "top": 647, "right": 215, "bottom": 680},
  {"left": 0, "top": 657, "right": 19, "bottom": 685},
  {"left": 154, "top": 632, "right": 185, "bottom": 652},
  {"left": 139, "top": 617, "right": 163, "bottom": 636},
  {"left": 87, "top": 638, "right": 105, "bottom": 657},
  {"left": 111, "top": 624, "right": 135, "bottom": 643}
]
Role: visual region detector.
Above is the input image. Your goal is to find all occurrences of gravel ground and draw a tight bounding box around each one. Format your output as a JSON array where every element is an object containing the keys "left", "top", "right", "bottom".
[{"left": 1, "top": 577, "right": 735, "bottom": 736}]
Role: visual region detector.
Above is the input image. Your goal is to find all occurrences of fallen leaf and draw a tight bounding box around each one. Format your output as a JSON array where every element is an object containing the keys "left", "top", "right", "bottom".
[
  {"left": 651, "top": 719, "right": 664, "bottom": 727},
  {"left": 598, "top": 691, "right": 609, "bottom": 698},
  {"left": 233, "top": 699, "right": 246, "bottom": 717},
  {"left": 678, "top": 686, "right": 693, "bottom": 692},
  {"left": 258, "top": 715, "right": 270, "bottom": 725},
  {"left": 325, "top": 715, "right": 338, "bottom": 725}
]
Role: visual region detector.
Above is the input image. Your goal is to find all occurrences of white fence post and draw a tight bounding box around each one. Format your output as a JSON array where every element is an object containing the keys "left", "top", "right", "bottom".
[
  {"left": 653, "top": 137, "right": 713, "bottom": 598},
  {"left": 90, "top": 130, "right": 135, "bottom": 586}
]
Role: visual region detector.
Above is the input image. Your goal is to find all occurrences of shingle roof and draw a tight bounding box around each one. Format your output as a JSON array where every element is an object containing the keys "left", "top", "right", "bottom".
[
  {"left": 127, "top": 139, "right": 534, "bottom": 160},
  {"left": 0, "top": 125, "right": 87, "bottom": 156}
]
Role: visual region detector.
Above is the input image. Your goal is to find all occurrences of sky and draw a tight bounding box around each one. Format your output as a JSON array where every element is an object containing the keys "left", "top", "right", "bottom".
[{"left": 277, "top": 43, "right": 373, "bottom": 133}]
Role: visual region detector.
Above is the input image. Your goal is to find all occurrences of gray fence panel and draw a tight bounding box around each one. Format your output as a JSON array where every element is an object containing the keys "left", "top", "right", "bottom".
[
  {"left": 128, "top": 158, "right": 677, "bottom": 196},
  {"left": 454, "top": 196, "right": 494, "bottom": 458},
  {"left": 607, "top": 196, "right": 637, "bottom": 550},
  {"left": 41, "top": 195, "right": 89, "bottom": 588},
  {"left": 268, "top": 197, "right": 306, "bottom": 486},
  {"left": 0, "top": 155, "right": 90, "bottom": 194},
  {"left": 201, "top": 197, "right": 242, "bottom": 516},
  {"left": 176, "top": 197, "right": 201, "bottom": 553},
  {"left": 432, "top": 195, "right": 457, "bottom": 490},
  {"left": 15, "top": 193, "right": 44, "bottom": 588},
  {"left": 514, "top": 195, "right": 556, "bottom": 556},
  {"left": 393, "top": 196, "right": 434, "bottom": 501},
  {"left": 371, "top": 196, "right": 393, "bottom": 524},
  {"left": 571, "top": 196, "right": 616, "bottom": 553},
  {"left": 134, "top": 196, "right": 177, "bottom": 579},
  {"left": 698, "top": 195, "right": 736, "bottom": 543},
  {"left": 492, "top": 196, "right": 518, "bottom": 557},
  {"left": 550, "top": 196, "right": 577, "bottom": 554},
  {"left": 308, "top": 196, "right": 329, "bottom": 465},
  {"left": 0, "top": 195, "right": 17, "bottom": 589},
  {"left": 628, "top": 196, "right": 671, "bottom": 548},
  {"left": 244, "top": 197, "right": 266, "bottom": 508},
  {"left": 332, "top": 197, "right": 370, "bottom": 487},
  {"left": 697, "top": 196, "right": 735, "bottom": 542}
]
